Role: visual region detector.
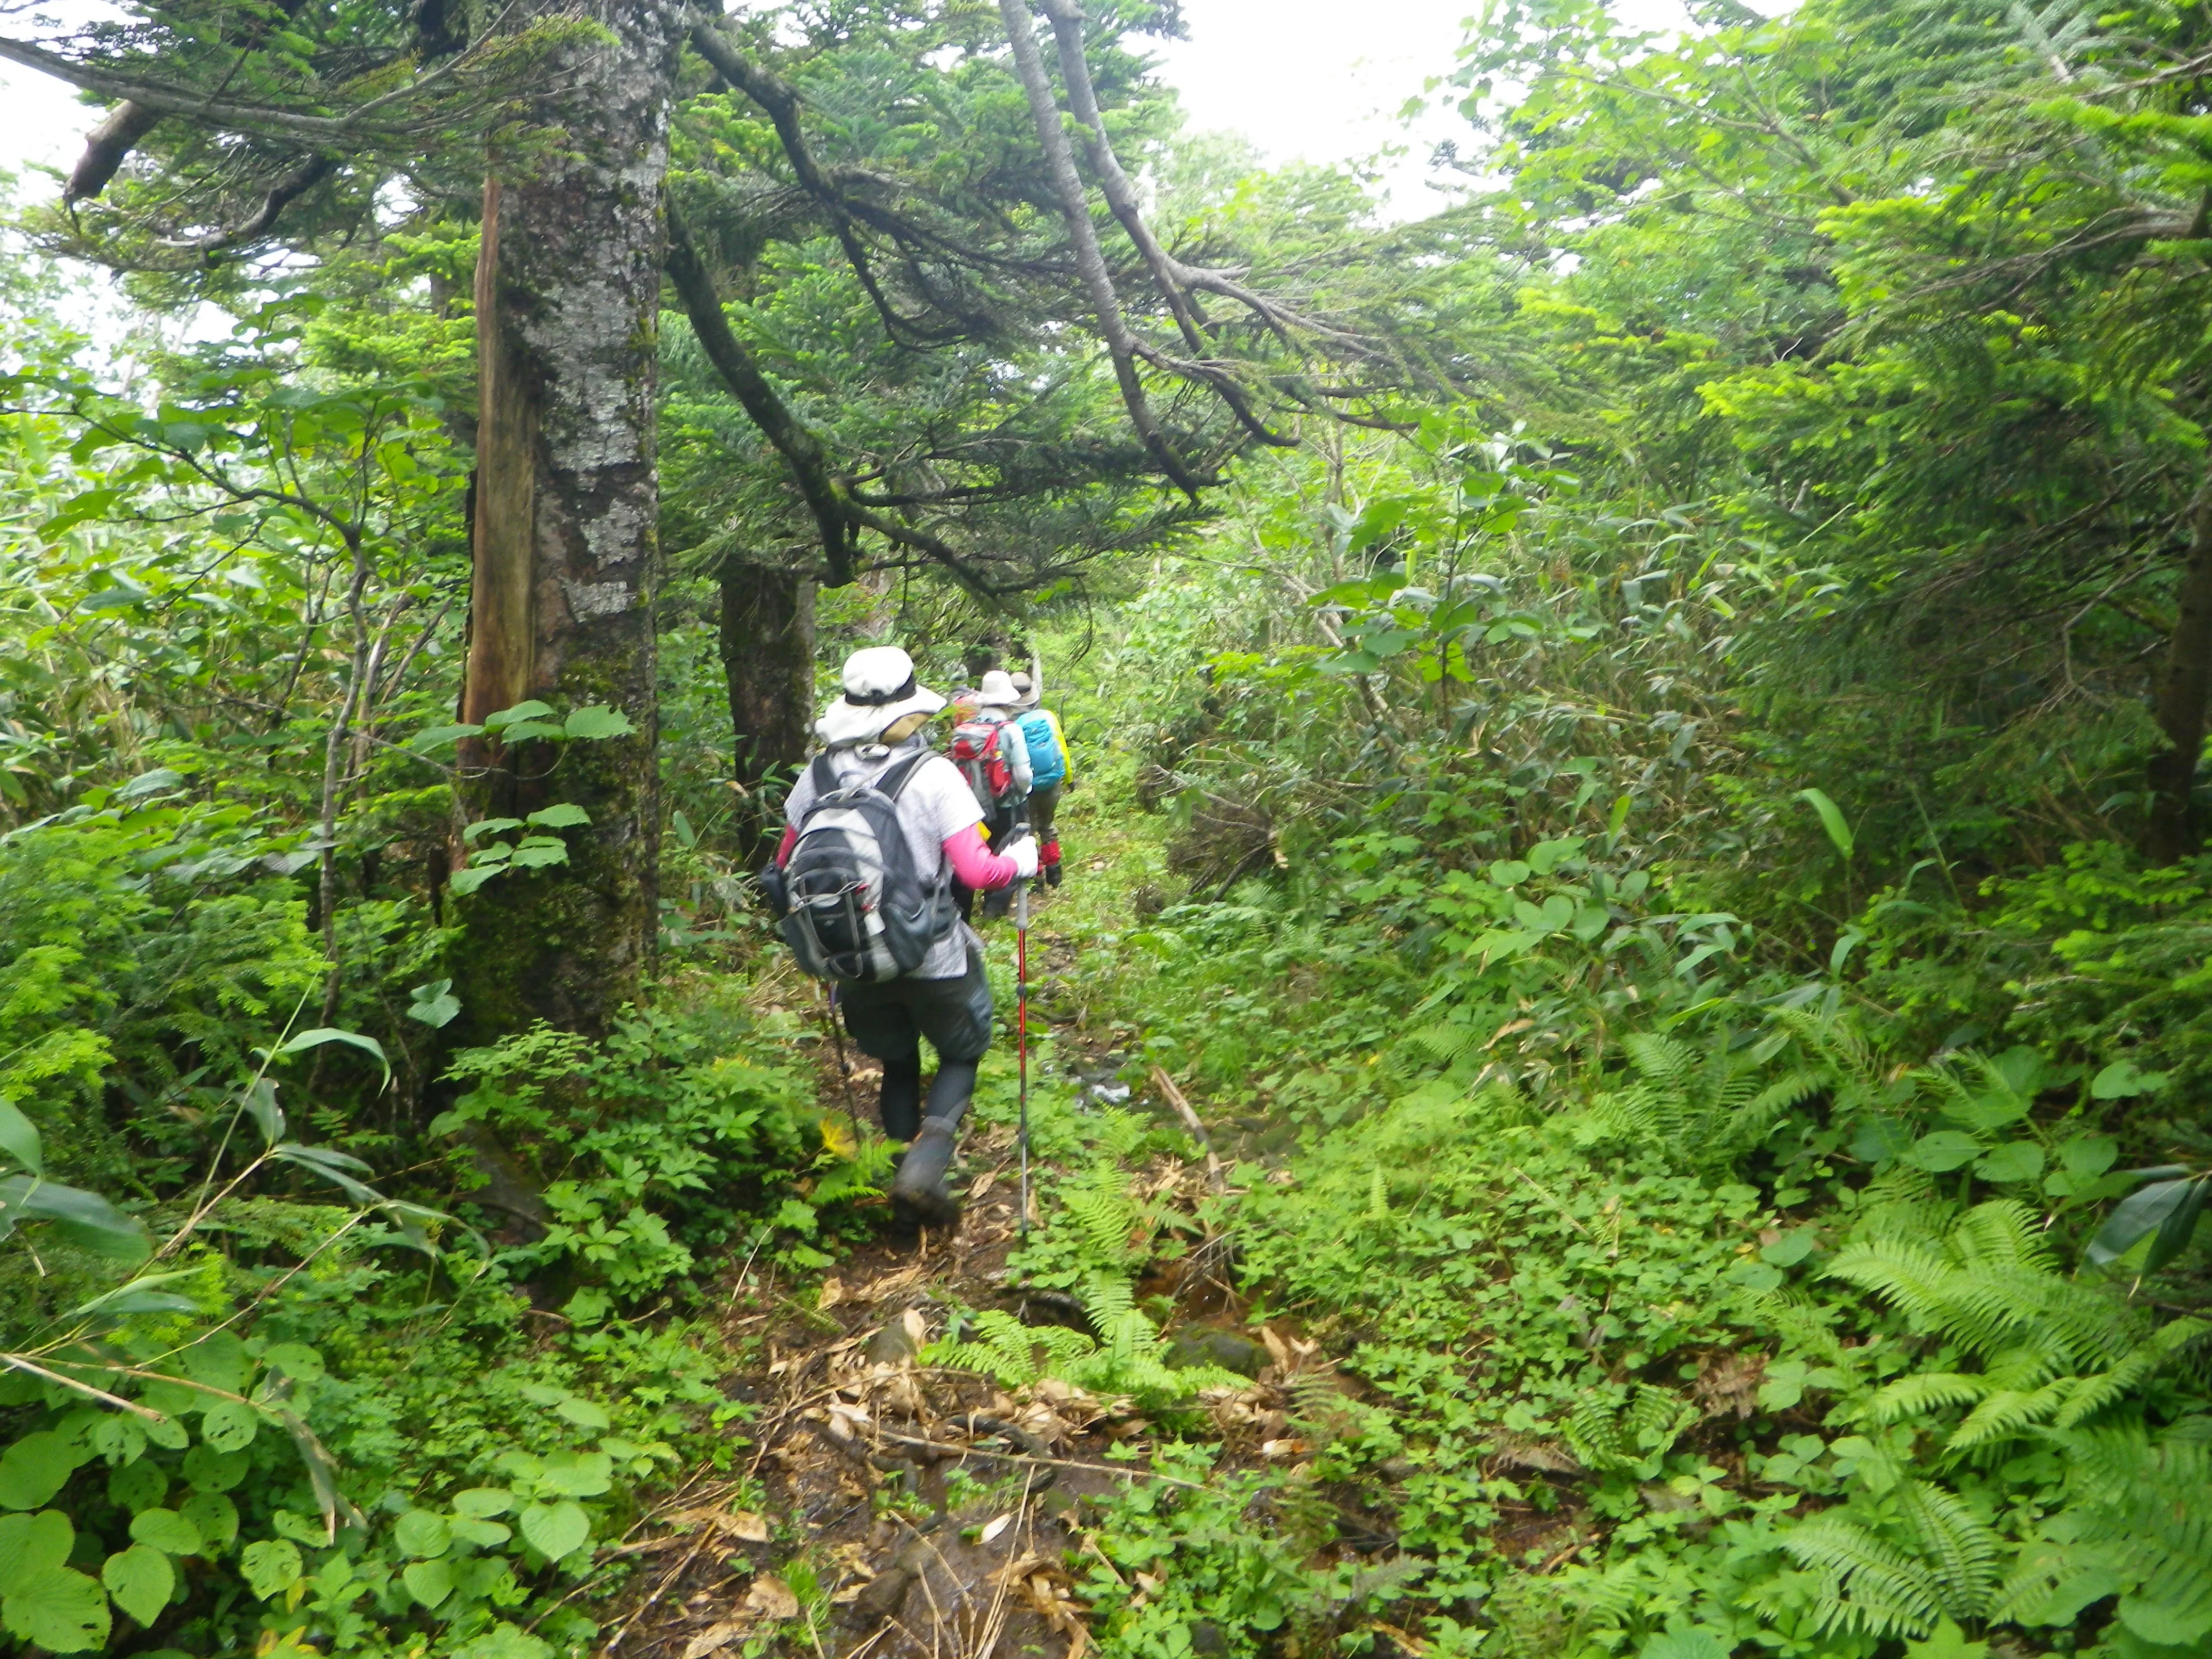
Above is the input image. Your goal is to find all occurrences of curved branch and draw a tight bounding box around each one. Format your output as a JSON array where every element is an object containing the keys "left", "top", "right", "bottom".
[
  {"left": 994, "top": 0, "right": 1209, "bottom": 495},
  {"left": 161, "top": 154, "right": 337, "bottom": 253},
  {"left": 666, "top": 208, "right": 857, "bottom": 584},
  {"left": 64, "top": 101, "right": 162, "bottom": 203}
]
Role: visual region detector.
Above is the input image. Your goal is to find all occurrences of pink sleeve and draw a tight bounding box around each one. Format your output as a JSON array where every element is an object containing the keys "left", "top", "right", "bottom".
[
  {"left": 774, "top": 824, "right": 798, "bottom": 868},
  {"left": 943, "top": 824, "right": 1018, "bottom": 891}
]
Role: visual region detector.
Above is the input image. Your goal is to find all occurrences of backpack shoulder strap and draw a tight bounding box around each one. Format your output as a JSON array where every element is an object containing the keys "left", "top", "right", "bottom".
[
  {"left": 877, "top": 751, "right": 933, "bottom": 800},
  {"left": 805, "top": 752, "right": 841, "bottom": 801}
]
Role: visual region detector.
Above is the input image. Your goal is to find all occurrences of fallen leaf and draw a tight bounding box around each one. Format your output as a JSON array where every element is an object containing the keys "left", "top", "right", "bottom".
[
  {"left": 746, "top": 1575, "right": 801, "bottom": 1620},
  {"left": 900, "top": 1307, "right": 928, "bottom": 1351},
  {"left": 818, "top": 1277, "right": 847, "bottom": 1310},
  {"left": 1259, "top": 1438, "right": 1310, "bottom": 1459},
  {"left": 682, "top": 1621, "right": 750, "bottom": 1659},
  {"left": 979, "top": 1511, "right": 1015, "bottom": 1546},
  {"left": 1266, "top": 1169, "right": 1296, "bottom": 1186},
  {"left": 1259, "top": 1325, "right": 1294, "bottom": 1372},
  {"left": 970, "top": 1169, "right": 998, "bottom": 1200},
  {"left": 721, "top": 1511, "right": 771, "bottom": 1543}
]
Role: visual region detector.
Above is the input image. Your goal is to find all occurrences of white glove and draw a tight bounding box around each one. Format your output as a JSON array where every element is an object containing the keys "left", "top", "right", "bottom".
[{"left": 1006, "top": 835, "right": 1040, "bottom": 879}]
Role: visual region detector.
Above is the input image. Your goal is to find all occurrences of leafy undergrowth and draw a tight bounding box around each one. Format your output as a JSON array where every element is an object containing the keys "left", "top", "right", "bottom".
[{"left": 590, "top": 777, "right": 2212, "bottom": 1659}]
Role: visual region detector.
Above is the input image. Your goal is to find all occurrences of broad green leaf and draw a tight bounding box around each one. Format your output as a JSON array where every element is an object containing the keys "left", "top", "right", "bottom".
[
  {"left": 403, "top": 1556, "right": 455, "bottom": 1609},
  {"left": 395, "top": 1509, "right": 451, "bottom": 1559},
  {"left": 128, "top": 1508, "right": 202, "bottom": 1555},
  {"left": 450, "top": 1516, "right": 513, "bottom": 1548},
  {"left": 1975, "top": 1141, "right": 2045, "bottom": 1184},
  {"left": 518, "top": 1500, "right": 590, "bottom": 1560},
  {"left": 177, "top": 1491, "right": 238, "bottom": 1553},
  {"left": 481, "top": 700, "right": 555, "bottom": 730},
  {"left": 1487, "top": 860, "right": 1530, "bottom": 887},
  {"left": 525, "top": 802, "right": 592, "bottom": 828},
  {"left": 453, "top": 1487, "right": 514, "bottom": 1519},
  {"left": 407, "top": 979, "right": 461, "bottom": 1029},
  {"left": 1, "top": 1565, "right": 110, "bottom": 1651},
  {"left": 0, "top": 1098, "right": 40, "bottom": 1176},
  {"left": 507, "top": 839, "right": 571, "bottom": 870},
  {"left": 1904, "top": 1130, "right": 1983, "bottom": 1173},
  {"left": 409, "top": 722, "right": 483, "bottom": 752},
  {"left": 0, "top": 1433, "right": 90, "bottom": 1510},
  {"left": 2091, "top": 1060, "right": 2166, "bottom": 1099},
  {"left": 562, "top": 705, "right": 635, "bottom": 740},
  {"left": 198, "top": 1399, "right": 258, "bottom": 1453},
  {"left": 461, "top": 817, "right": 525, "bottom": 843},
  {"left": 239, "top": 1538, "right": 302, "bottom": 1600},
  {"left": 107, "top": 1461, "right": 166, "bottom": 1515},
  {"left": 448, "top": 864, "right": 503, "bottom": 896},
  {"left": 103, "top": 1544, "right": 174, "bottom": 1625},
  {"left": 554, "top": 1396, "right": 612, "bottom": 1432},
  {"left": 0, "top": 1509, "right": 73, "bottom": 1580},
  {"left": 537, "top": 1450, "right": 612, "bottom": 1497},
  {"left": 453, "top": 1622, "right": 556, "bottom": 1659}
]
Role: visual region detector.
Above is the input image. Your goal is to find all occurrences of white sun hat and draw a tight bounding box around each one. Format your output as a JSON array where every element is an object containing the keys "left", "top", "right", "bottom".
[
  {"left": 970, "top": 669, "right": 1022, "bottom": 708},
  {"left": 816, "top": 646, "right": 947, "bottom": 747}
]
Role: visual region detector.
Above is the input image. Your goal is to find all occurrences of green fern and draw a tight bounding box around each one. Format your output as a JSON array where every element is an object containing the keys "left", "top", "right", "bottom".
[
  {"left": 1562, "top": 1382, "right": 1695, "bottom": 1472},
  {"left": 927, "top": 1274, "right": 1243, "bottom": 1407},
  {"left": 1831, "top": 1199, "right": 2208, "bottom": 1456}
]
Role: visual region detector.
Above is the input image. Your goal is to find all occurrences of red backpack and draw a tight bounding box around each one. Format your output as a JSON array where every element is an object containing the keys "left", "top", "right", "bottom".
[{"left": 947, "top": 718, "right": 1015, "bottom": 825}]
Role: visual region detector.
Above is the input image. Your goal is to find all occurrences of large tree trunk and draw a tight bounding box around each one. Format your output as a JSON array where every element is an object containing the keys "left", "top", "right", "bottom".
[
  {"left": 2147, "top": 487, "right": 2212, "bottom": 864},
  {"left": 718, "top": 558, "right": 815, "bottom": 856},
  {"left": 449, "top": 0, "right": 684, "bottom": 1039}
]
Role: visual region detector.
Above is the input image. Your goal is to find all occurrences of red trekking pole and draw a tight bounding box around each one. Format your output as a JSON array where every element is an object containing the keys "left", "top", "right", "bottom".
[{"left": 1015, "top": 825, "right": 1032, "bottom": 1240}]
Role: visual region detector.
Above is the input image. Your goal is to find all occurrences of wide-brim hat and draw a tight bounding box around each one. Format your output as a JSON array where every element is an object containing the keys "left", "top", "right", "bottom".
[
  {"left": 817, "top": 646, "right": 947, "bottom": 747},
  {"left": 971, "top": 669, "right": 1022, "bottom": 708}
]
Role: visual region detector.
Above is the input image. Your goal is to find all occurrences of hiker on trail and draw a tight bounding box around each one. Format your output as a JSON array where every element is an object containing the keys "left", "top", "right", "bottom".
[
  {"left": 947, "top": 669, "right": 1034, "bottom": 921},
  {"left": 1009, "top": 670, "right": 1071, "bottom": 888},
  {"left": 767, "top": 646, "right": 1037, "bottom": 1228}
]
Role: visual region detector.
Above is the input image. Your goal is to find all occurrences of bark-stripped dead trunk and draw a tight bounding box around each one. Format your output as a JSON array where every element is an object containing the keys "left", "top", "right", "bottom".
[
  {"left": 718, "top": 559, "right": 815, "bottom": 856},
  {"left": 2146, "top": 486, "right": 2212, "bottom": 862},
  {"left": 448, "top": 0, "right": 684, "bottom": 1038}
]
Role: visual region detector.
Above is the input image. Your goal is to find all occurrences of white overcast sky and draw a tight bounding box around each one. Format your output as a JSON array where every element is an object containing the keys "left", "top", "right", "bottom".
[{"left": 0, "top": 2, "right": 1482, "bottom": 206}]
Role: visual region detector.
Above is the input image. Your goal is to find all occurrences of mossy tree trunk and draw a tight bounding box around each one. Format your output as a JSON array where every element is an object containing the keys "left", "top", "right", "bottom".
[
  {"left": 718, "top": 558, "right": 815, "bottom": 858},
  {"left": 450, "top": 0, "right": 685, "bottom": 1039},
  {"left": 2147, "top": 485, "right": 2212, "bottom": 864}
]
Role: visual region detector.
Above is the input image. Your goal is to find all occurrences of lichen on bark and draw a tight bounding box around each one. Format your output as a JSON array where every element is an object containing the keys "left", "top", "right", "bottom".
[{"left": 450, "top": 0, "right": 686, "bottom": 1040}]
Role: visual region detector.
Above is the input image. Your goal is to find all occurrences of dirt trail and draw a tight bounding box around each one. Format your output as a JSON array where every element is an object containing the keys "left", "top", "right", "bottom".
[{"left": 593, "top": 892, "right": 1265, "bottom": 1659}]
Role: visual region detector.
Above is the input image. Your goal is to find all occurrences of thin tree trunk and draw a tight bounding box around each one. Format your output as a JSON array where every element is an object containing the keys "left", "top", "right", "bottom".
[
  {"left": 2146, "top": 486, "right": 2212, "bottom": 862},
  {"left": 718, "top": 559, "right": 815, "bottom": 856},
  {"left": 447, "top": 0, "right": 684, "bottom": 1040}
]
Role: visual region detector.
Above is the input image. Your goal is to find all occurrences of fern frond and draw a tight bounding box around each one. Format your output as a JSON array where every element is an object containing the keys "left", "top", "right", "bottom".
[
  {"left": 1783, "top": 1517, "right": 1944, "bottom": 1638},
  {"left": 1898, "top": 1479, "right": 2000, "bottom": 1616},
  {"left": 1868, "top": 1371, "right": 1989, "bottom": 1423}
]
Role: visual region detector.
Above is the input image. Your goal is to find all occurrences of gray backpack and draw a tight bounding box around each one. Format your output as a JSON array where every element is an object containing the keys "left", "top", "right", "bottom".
[{"left": 769, "top": 752, "right": 957, "bottom": 983}]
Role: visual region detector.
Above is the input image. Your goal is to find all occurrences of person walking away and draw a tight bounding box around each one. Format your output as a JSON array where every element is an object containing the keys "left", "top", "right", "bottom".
[
  {"left": 947, "top": 670, "right": 1033, "bottom": 921},
  {"left": 765, "top": 647, "right": 1037, "bottom": 1228},
  {"left": 1009, "top": 670, "right": 1071, "bottom": 888}
]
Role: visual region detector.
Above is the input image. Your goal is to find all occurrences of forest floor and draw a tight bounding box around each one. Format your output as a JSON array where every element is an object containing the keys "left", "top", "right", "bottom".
[{"left": 604, "top": 808, "right": 1296, "bottom": 1659}]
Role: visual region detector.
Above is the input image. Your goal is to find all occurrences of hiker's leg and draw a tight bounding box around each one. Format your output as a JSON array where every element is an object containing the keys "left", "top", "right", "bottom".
[
  {"left": 1029, "top": 783, "right": 1063, "bottom": 886},
  {"left": 888, "top": 947, "right": 994, "bottom": 1225},
  {"left": 912, "top": 946, "right": 994, "bottom": 1129},
  {"left": 838, "top": 986, "right": 923, "bottom": 1141}
]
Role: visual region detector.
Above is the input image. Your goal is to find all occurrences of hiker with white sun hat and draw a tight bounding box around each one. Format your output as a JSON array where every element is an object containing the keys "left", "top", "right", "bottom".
[{"left": 764, "top": 646, "right": 1037, "bottom": 1229}]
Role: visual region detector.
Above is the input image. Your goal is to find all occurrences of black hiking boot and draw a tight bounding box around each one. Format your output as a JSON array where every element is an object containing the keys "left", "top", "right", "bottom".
[
  {"left": 889, "top": 1119, "right": 961, "bottom": 1230},
  {"left": 1044, "top": 861, "right": 1062, "bottom": 888}
]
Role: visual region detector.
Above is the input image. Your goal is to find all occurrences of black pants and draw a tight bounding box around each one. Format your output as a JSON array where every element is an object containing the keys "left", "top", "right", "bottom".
[{"left": 837, "top": 945, "right": 993, "bottom": 1140}]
